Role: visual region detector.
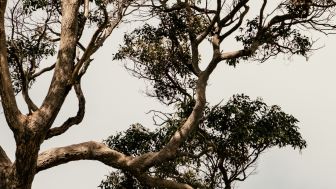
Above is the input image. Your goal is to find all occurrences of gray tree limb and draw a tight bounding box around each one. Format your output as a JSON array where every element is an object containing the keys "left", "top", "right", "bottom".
[
  {"left": 37, "top": 0, "right": 80, "bottom": 132},
  {"left": 36, "top": 141, "right": 132, "bottom": 173},
  {"left": 45, "top": 82, "right": 85, "bottom": 140}
]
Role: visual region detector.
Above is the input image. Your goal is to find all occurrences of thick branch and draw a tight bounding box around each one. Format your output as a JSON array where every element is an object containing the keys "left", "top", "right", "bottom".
[
  {"left": 36, "top": 141, "right": 132, "bottom": 173},
  {"left": 45, "top": 82, "right": 85, "bottom": 140},
  {"left": 220, "top": 48, "right": 253, "bottom": 60},
  {"left": 38, "top": 0, "right": 80, "bottom": 131},
  {"left": 0, "top": 0, "right": 26, "bottom": 132},
  {"left": 131, "top": 72, "right": 209, "bottom": 169}
]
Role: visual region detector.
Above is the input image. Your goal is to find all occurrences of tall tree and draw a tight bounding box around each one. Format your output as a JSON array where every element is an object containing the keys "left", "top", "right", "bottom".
[{"left": 0, "top": 0, "right": 335, "bottom": 189}]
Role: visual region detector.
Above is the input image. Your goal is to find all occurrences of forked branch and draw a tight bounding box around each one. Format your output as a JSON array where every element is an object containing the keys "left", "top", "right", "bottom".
[{"left": 45, "top": 82, "right": 85, "bottom": 140}]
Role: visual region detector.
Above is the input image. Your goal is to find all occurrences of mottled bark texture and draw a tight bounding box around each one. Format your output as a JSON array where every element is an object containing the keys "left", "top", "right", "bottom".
[{"left": 0, "top": 0, "right": 80, "bottom": 188}]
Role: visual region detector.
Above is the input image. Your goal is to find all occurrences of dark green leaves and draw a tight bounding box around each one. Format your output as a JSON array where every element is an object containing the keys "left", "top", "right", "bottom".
[
  {"left": 101, "top": 94, "right": 306, "bottom": 188},
  {"left": 114, "top": 11, "right": 208, "bottom": 104},
  {"left": 234, "top": 14, "right": 312, "bottom": 64}
]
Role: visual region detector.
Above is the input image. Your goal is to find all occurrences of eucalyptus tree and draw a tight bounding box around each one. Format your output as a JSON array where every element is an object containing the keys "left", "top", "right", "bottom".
[
  {"left": 99, "top": 95, "right": 306, "bottom": 189},
  {"left": 0, "top": 0, "right": 335, "bottom": 189}
]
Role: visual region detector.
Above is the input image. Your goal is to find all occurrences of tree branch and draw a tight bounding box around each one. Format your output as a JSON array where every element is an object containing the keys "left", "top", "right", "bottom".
[
  {"left": 36, "top": 141, "right": 132, "bottom": 173},
  {"left": 220, "top": 5, "right": 249, "bottom": 42},
  {"left": 0, "top": 0, "right": 26, "bottom": 132},
  {"left": 72, "top": 0, "right": 130, "bottom": 80},
  {"left": 37, "top": 0, "right": 80, "bottom": 131},
  {"left": 30, "top": 63, "right": 56, "bottom": 80},
  {"left": 131, "top": 72, "right": 209, "bottom": 169},
  {"left": 136, "top": 173, "right": 193, "bottom": 189},
  {"left": 195, "top": 0, "right": 220, "bottom": 44},
  {"left": 45, "top": 82, "right": 85, "bottom": 140},
  {"left": 218, "top": 0, "right": 249, "bottom": 27},
  {"left": 0, "top": 145, "right": 11, "bottom": 167}
]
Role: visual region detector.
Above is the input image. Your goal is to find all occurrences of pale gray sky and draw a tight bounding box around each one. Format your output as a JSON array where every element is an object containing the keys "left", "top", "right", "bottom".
[{"left": 1, "top": 2, "right": 336, "bottom": 189}]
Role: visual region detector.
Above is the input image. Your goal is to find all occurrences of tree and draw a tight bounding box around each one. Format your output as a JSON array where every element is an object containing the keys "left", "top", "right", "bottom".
[
  {"left": 0, "top": 0, "right": 335, "bottom": 189},
  {"left": 99, "top": 95, "right": 306, "bottom": 189}
]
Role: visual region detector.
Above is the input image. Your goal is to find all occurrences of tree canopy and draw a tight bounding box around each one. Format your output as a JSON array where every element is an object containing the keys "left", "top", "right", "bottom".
[
  {"left": 0, "top": 0, "right": 335, "bottom": 189},
  {"left": 100, "top": 94, "right": 306, "bottom": 189}
]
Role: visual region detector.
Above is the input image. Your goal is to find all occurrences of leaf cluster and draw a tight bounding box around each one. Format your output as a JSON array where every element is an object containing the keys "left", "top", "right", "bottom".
[
  {"left": 100, "top": 94, "right": 306, "bottom": 188},
  {"left": 113, "top": 10, "right": 209, "bottom": 104},
  {"left": 233, "top": 16, "right": 312, "bottom": 65}
]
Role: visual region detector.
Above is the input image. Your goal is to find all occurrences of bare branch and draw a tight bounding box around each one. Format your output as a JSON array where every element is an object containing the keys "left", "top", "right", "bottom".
[
  {"left": 0, "top": 0, "right": 26, "bottom": 132},
  {"left": 84, "top": 0, "right": 89, "bottom": 18},
  {"left": 30, "top": 63, "right": 56, "bottom": 80},
  {"left": 36, "top": 141, "right": 132, "bottom": 173},
  {"left": 220, "top": 5, "right": 249, "bottom": 42},
  {"left": 22, "top": 89, "right": 38, "bottom": 113},
  {"left": 195, "top": 0, "right": 221, "bottom": 44},
  {"left": 218, "top": 0, "right": 249, "bottom": 27},
  {"left": 73, "top": 0, "right": 130, "bottom": 80},
  {"left": 45, "top": 82, "right": 85, "bottom": 140}
]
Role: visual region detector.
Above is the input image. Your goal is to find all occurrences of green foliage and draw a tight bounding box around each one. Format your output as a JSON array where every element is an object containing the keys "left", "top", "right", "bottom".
[
  {"left": 113, "top": 10, "right": 209, "bottom": 104},
  {"left": 6, "top": 33, "right": 56, "bottom": 93},
  {"left": 235, "top": 17, "right": 312, "bottom": 63},
  {"left": 22, "top": 0, "right": 50, "bottom": 13},
  {"left": 100, "top": 94, "right": 306, "bottom": 188}
]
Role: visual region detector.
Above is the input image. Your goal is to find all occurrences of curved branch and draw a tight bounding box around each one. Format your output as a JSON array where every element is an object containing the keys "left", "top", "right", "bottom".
[
  {"left": 220, "top": 5, "right": 249, "bottom": 42},
  {"left": 73, "top": 0, "right": 130, "bottom": 80},
  {"left": 218, "top": 0, "right": 249, "bottom": 27},
  {"left": 130, "top": 72, "right": 209, "bottom": 170},
  {"left": 30, "top": 63, "right": 56, "bottom": 80},
  {"left": 36, "top": 141, "right": 132, "bottom": 173},
  {"left": 0, "top": 0, "right": 26, "bottom": 132},
  {"left": 45, "top": 82, "right": 85, "bottom": 140},
  {"left": 195, "top": 0, "right": 220, "bottom": 44},
  {"left": 17, "top": 59, "right": 38, "bottom": 112}
]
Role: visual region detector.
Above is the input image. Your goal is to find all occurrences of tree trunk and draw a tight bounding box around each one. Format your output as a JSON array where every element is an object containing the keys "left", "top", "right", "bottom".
[
  {"left": 0, "top": 132, "right": 42, "bottom": 189},
  {"left": 0, "top": 143, "right": 40, "bottom": 189}
]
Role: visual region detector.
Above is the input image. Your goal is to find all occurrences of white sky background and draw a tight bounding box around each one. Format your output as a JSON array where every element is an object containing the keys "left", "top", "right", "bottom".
[{"left": 1, "top": 1, "right": 336, "bottom": 189}]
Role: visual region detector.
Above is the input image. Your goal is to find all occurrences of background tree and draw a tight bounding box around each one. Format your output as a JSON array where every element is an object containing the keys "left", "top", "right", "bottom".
[{"left": 0, "top": 0, "right": 335, "bottom": 189}]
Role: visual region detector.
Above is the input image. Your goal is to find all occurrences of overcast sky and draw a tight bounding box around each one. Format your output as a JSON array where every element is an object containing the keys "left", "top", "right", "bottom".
[{"left": 1, "top": 3, "right": 336, "bottom": 189}]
